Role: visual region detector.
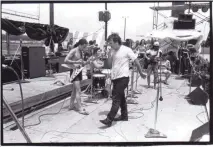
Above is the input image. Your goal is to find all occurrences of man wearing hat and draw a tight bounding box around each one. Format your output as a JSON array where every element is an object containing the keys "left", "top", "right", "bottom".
[{"left": 144, "top": 41, "right": 162, "bottom": 89}]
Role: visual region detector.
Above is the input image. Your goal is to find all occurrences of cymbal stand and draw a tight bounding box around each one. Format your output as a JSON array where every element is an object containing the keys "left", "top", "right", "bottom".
[
  {"left": 84, "top": 54, "right": 98, "bottom": 104},
  {"left": 134, "top": 59, "right": 143, "bottom": 94},
  {"left": 186, "top": 52, "right": 196, "bottom": 94}
]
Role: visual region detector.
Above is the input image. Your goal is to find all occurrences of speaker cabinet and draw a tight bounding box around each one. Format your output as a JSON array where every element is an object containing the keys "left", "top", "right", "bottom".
[
  {"left": 22, "top": 46, "right": 46, "bottom": 78},
  {"left": 178, "top": 13, "right": 193, "bottom": 21},
  {"left": 185, "top": 87, "right": 208, "bottom": 106},
  {"left": 190, "top": 122, "right": 209, "bottom": 141},
  {"left": 173, "top": 19, "right": 196, "bottom": 30}
]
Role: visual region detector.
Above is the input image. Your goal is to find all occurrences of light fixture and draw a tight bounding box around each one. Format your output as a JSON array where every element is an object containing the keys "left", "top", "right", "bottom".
[
  {"left": 202, "top": 6, "right": 208, "bottom": 13},
  {"left": 192, "top": 6, "right": 198, "bottom": 12}
]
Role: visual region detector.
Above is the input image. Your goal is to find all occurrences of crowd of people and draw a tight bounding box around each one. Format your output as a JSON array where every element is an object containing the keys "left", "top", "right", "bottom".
[{"left": 64, "top": 33, "right": 210, "bottom": 127}]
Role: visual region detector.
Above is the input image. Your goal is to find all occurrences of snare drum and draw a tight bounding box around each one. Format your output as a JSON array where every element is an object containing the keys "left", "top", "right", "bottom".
[
  {"left": 92, "top": 74, "right": 106, "bottom": 90},
  {"left": 101, "top": 69, "right": 111, "bottom": 76}
]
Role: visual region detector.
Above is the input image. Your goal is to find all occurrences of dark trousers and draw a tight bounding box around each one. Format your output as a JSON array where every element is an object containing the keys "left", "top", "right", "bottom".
[{"left": 107, "top": 77, "right": 129, "bottom": 121}]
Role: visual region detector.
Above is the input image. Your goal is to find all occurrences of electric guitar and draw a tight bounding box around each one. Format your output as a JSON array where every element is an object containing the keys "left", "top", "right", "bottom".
[
  {"left": 145, "top": 49, "right": 161, "bottom": 64},
  {"left": 62, "top": 55, "right": 102, "bottom": 82},
  {"left": 146, "top": 54, "right": 161, "bottom": 64}
]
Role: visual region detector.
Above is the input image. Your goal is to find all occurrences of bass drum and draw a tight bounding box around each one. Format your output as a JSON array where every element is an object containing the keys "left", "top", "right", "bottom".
[{"left": 92, "top": 74, "right": 106, "bottom": 90}]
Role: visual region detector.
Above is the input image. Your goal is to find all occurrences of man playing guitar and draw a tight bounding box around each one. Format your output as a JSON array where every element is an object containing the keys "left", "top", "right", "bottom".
[
  {"left": 64, "top": 39, "right": 90, "bottom": 115},
  {"left": 144, "top": 41, "right": 162, "bottom": 89}
]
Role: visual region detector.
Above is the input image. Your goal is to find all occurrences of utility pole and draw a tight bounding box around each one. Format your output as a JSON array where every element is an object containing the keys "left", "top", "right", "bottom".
[
  {"left": 124, "top": 17, "right": 126, "bottom": 40},
  {"left": 105, "top": 3, "right": 107, "bottom": 41},
  {"left": 122, "top": 16, "right": 128, "bottom": 41},
  {"left": 188, "top": 2, "right": 191, "bottom": 14},
  {"left": 49, "top": 3, "right": 54, "bottom": 52}
]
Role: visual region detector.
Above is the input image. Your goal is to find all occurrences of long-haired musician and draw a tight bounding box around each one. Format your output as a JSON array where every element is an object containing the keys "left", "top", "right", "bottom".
[
  {"left": 64, "top": 39, "right": 89, "bottom": 115},
  {"left": 144, "top": 41, "right": 162, "bottom": 89}
]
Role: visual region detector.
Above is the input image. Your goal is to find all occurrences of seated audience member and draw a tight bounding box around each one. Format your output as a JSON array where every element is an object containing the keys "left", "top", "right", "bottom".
[{"left": 159, "top": 54, "right": 171, "bottom": 85}]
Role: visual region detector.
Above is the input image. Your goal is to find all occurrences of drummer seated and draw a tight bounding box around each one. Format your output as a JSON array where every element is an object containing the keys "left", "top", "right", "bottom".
[
  {"left": 86, "top": 47, "right": 104, "bottom": 79},
  {"left": 158, "top": 54, "right": 171, "bottom": 85}
]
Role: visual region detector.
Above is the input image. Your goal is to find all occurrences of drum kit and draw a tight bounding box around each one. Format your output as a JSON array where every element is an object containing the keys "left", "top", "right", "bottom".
[{"left": 84, "top": 55, "right": 112, "bottom": 103}]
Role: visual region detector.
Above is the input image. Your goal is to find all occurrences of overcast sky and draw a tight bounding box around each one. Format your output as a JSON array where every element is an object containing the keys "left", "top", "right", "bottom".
[{"left": 2, "top": 2, "right": 210, "bottom": 41}]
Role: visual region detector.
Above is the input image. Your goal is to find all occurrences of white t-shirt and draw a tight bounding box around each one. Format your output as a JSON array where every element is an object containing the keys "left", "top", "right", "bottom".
[
  {"left": 146, "top": 49, "right": 162, "bottom": 57},
  {"left": 159, "top": 60, "right": 171, "bottom": 70},
  {"left": 111, "top": 45, "right": 137, "bottom": 80}
]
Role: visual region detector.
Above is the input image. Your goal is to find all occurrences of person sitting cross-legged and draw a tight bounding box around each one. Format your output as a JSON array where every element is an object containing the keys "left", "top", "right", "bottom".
[{"left": 158, "top": 54, "right": 171, "bottom": 85}]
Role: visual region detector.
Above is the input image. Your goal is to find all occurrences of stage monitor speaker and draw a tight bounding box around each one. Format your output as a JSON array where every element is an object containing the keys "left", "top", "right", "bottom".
[
  {"left": 185, "top": 87, "right": 208, "bottom": 106},
  {"left": 22, "top": 46, "right": 46, "bottom": 78},
  {"left": 173, "top": 19, "right": 196, "bottom": 30},
  {"left": 190, "top": 122, "right": 209, "bottom": 142},
  {"left": 178, "top": 13, "right": 193, "bottom": 21}
]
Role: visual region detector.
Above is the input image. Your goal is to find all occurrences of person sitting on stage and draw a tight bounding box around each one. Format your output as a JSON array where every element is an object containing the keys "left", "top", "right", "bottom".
[
  {"left": 144, "top": 41, "right": 162, "bottom": 89},
  {"left": 99, "top": 33, "right": 146, "bottom": 127},
  {"left": 64, "top": 39, "right": 89, "bottom": 115},
  {"left": 159, "top": 54, "right": 171, "bottom": 85}
]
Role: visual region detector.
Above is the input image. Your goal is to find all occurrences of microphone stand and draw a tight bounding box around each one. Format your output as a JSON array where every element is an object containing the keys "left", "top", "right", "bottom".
[
  {"left": 178, "top": 48, "right": 182, "bottom": 76},
  {"left": 17, "top": 40, "right": 30, "bottom": 83},
  {"left": 134, "top": 58, "right": 143, "bottom": 94},
  {"left": 145, "top": 58, "right": 167, "bottom": 138},
  {"left": 186, "top": 52, "right": 195, "bottom": 94},
  {"left": 127, "top": 62, "right": 138, "bottom": 104}
]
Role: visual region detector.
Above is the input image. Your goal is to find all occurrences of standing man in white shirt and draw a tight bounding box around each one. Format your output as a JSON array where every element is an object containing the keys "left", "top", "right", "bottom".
[{"left": 100, "top": 33, "right": 146, "bottom": 127}]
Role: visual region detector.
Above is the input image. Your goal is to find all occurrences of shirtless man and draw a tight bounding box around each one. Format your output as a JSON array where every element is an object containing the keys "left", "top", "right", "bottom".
[{"left": 64, "top": 39, "right": 89, "bottom": 115}]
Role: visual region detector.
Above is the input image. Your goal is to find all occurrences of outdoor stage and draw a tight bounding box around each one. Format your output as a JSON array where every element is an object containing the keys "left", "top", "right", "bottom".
[{"left": 2, "top": 71, "right": 210, "bottom": 142}]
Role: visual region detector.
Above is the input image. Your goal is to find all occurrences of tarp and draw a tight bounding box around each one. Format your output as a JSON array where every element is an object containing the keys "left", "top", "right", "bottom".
[
  {"left": 145, "top": 29, "right": 204, "bottom": 54},
  {"left": 146, "top": 29, "right": 203, "bottom": 42},
  {"left": 1, "top": 18, "right": 69, "bottom": 46},
  {"left": 1, "top": 18, "right": 25, "bottom": 36}
]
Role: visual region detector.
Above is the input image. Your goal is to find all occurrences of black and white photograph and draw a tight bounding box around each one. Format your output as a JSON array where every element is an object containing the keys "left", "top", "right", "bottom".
[{"left": 1, "top": 1, "right": 211, "bottom": 144}]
